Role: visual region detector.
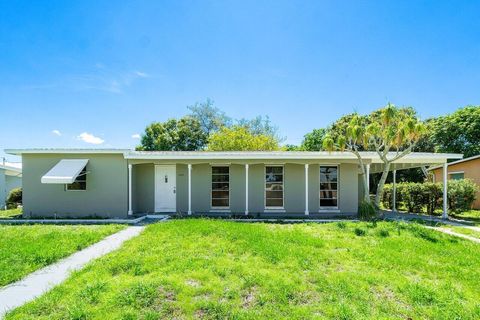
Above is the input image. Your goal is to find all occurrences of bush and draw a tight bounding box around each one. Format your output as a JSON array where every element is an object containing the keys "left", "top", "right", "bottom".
[
  {"left": 447, "top": 179, "right": 478, "bottom": 213},
  {"left": 382, "top": 179, "right": 478, "bottom": 214},
  {"left": 358, "top": 201, "right": 377, "bottom": 221},
  {"left": 6, "top": 187, "right": 22, "bottom": 209}
]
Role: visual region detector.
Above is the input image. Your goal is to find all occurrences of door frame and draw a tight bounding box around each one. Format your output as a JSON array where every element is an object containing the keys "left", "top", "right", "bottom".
[{"left": 154, "top": 164, "right": 177, "bottom": 212}]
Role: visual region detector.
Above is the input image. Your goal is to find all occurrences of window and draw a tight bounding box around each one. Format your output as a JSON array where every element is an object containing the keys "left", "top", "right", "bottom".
[
  {"left": 320, "top": 166, "right": 338, "bottom": 207},
  {"left": 211, "top": 166, "right": 229, "bottom": 208},
  {"left": 265, "top": 166, "right": 283, "bottom": 208},
  {"left": 449, "top": 172, "right": 464, "bottom": 180},
  {"left": 66, "top": 167, "right": 87, "bottom": 191}
]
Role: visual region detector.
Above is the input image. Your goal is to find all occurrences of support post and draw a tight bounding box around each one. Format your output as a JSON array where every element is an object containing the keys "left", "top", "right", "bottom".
[
  {"left": 305, "top": 164, "right": 309, "bottom": 215},
  {"left": 188, "top": 164, "right": 192, "bottom": 215},
  {"left": 366, "top": 164, "right": 370, "bottom": 198},
  {"left": 442, "top": 162, "right": 448, "bottom": 219},
  {"left": 128, "top": 164, "right": 133, "bottom": 216},
  {"left": 393, "top": 169, "right": 397, "bottom": 212},
  {"left": 245, "top": 164, "right": 249, "bottom": 215}
]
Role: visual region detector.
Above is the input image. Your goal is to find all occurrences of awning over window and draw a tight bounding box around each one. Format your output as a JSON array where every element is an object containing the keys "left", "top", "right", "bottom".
[{"left": 41, "top": 159, "right": 89, "bottom": 184}]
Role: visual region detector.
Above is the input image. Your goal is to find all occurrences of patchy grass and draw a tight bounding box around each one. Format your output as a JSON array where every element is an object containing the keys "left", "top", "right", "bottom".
[
  {"left": 0, "top": 207, "right": 22, "bottom": 219},
  {"left": 0, "top": 224, "right": 124, "bottom": 286},
  {"left": 7, "top": 220, "right": 480, "bottom": 319},
  {"left": 450, "top": 210, "right": 480, "bottom": 225}
]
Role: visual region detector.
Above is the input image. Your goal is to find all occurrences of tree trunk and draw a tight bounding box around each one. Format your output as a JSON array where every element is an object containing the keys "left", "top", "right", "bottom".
[
  {"left": 374, "top": 162, "right": 391, "bottom": 207},
  {"left": 353, "top": 152, "right": 370, "bottom": 203}
]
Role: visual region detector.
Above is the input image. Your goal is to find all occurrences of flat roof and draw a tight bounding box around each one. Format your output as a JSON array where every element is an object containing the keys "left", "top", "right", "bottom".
[
  {"left": 427, "top": 154, "right": 480, "bottom": 171},
  {"left": 5, "top": 148, "right": 463, "bottom": 164}
]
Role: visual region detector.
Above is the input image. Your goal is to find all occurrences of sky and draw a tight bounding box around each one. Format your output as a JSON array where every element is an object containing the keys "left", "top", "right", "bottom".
[{"left": 1, "top": 0, "right": 480, "bottom": 161}]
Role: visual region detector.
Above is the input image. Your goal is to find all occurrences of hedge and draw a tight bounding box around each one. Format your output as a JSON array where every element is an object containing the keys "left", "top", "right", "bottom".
[
  {"left": 382, "top": 179, "right": 478, "bottom": 214},
  {"left": 6, "top": 187, "right": 22, "bottom": 209}
]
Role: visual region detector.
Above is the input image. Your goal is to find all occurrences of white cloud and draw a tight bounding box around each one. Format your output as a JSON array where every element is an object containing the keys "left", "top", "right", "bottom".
[
  {"left": 77, "top": 132, "right": 105, "bottom": 145},
  {"left": 131, "top": 133, "right": 141, "bottom": 139},
  {"left": 52, "top": 129, "right": 61, "bottom": 136}
]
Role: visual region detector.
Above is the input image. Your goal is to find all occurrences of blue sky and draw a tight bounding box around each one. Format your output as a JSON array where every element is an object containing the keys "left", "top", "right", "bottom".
[{"left": 1, "top": 0, "right": 480, "bottom": 161}]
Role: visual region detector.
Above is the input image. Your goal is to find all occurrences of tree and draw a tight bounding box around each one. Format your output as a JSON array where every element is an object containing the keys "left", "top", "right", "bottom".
[
  {"left": 301, "top": 128, "right": 327, "bottom": 151},
  {"left": 187, "top": 98, "right": 231, "bottom": 137},
  {"left": 323, "top": 114, "right": 371, "bottom": 202},
  {"left": 429, "top": 106, "right": 480, "bottom": 158},
  {"left": 323, "top": 104, "right": 426, "bottom": 206},
  {"left": 136, "top": 116, "right": 207, "bottom": 151},
  {"left": 207, "top": 125, "right": 280, "bottom": 151},
  {"left": 237, "top": 115, "right": 285, "bottom": 142}
]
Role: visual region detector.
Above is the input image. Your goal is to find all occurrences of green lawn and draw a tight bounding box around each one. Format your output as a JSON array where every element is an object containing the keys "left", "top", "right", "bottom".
[
  {"left": 450, "top": 210, "right": 480, "bottom": 225},
  {"left": 0, "top": 224, "right": 124, "bottom": 287},
  {"left": 7, "top": 220, "right": 480, "bottom": 319},
  {"left": 0, "top": 208, "right": 22, "bottom": 219}
]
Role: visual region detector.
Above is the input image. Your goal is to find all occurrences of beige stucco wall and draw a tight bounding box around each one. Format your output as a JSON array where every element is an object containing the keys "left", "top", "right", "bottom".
[
  {"left": 22, "top": 153, "right": 128, "bottom": 218},
  {"left": 432, "top": 158, "right": 480, "bottom": 209}
]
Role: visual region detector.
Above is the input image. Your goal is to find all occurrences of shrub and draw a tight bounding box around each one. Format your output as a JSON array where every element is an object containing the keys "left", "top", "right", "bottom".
[
  {"left": 6, "top": 187, "right": 22, "bottom": 209},
  {"left": 383, "top": 179, "right": 478, "bottom": 214},
  {"left": 358, "top": 201, "right": 377, "bottom": 221},
  {"left": 447, "top": 179, "right": 478, "bottom": 213},
  {"left": 354, "top": 227, "right": 366, "bottom": 236}
]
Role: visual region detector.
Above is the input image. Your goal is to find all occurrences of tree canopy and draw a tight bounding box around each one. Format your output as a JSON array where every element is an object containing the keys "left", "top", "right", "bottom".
[
  {"left": 428, "top": 106, "right": 480, "bottom": 158},
  {"left": 207, "top": 125, "right": 280, "bottom": 151},
  {"left": 323, "top": 104, "right": 426, "bottom": 206},
  {"left": 300, "top": 128, "right": 327, "bottom": 151},
  {"left": 136, "top": 117, "right": 207, "bottom": 151},
  {"left": 187, "top": 99, "right": 231, "bottom": 137}
]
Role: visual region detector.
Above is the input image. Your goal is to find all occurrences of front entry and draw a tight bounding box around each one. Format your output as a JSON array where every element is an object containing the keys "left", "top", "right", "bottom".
[{"left": 154, "top": 165, "right": 176, "bottom": 212}]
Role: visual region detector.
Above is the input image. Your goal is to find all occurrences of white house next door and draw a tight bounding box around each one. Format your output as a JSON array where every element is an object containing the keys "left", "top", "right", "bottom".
[{"left": 155, "top": 165, "right": 176, "bottom": 212}]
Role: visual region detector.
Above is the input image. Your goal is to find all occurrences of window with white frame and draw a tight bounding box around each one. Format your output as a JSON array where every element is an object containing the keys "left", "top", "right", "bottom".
[
  {"left": 265, "top": 166, "right": 284, "bottom": 208},
  {"left": 66, "top": 167, "right": 87, "bottom": 191},
  {"left": 320, "top": 165, "right": 338, "bottom": 207},
  {"left": 211, "top": 166, "right": 229, "bottom": 208}
]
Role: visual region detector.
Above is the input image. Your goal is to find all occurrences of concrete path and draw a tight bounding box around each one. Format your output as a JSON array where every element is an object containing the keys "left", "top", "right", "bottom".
[
  {"left": 0, "top": 226, "right": 145, "bottom": 318},
  {"left": 426, "top": 226, "right": 480, "bottom": 244}
]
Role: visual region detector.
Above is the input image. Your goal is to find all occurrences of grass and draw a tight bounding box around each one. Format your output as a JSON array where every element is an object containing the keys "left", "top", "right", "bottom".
[
  {"left": 450, "top": 210, "right": 480, "bottom": 225},
  {"left": 0, "top": 207, "right": 22, "bottom": 219},
  {"left": 7, "top": 219, "right": 480, "bottom": 319},
  {"left": 0, "top": 224, "right": 124, "bottom": 287}
]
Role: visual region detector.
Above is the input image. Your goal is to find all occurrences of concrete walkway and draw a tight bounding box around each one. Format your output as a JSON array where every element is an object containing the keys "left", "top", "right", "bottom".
[{"left": 0, "top": 225, "right": 145, "bottom": 318}]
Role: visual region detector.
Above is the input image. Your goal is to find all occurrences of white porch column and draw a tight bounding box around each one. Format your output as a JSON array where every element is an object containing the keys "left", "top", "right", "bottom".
[
  {"left": 305, "top": 164, "right": 309, "bottom": 215},
  {"left": 188, "top": 164, "right": 192, "bottom": 215},
  {"left": 442, "top": 162, "right": 448, "bottom": 219},
  {"left": 245, "top": 164, "right": 249, "bottom": 215},
  {"left": 128, "top": 164, "right": 133, "bottom": 216},
  {"left": 366, "top": 164, "right": 370, "bottom": 197},
  {"left": 392, "top": 169, "right": 397, "bottom": 212}
]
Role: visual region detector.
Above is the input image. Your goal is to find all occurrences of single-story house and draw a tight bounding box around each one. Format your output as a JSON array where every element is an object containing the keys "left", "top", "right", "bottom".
[
  {"left": 0, "top": 161, "right": 22, "bottom": 209},
  {"left": 429, "top": 154, "right": 480, "bottom": 209},
  {"left": 4, "top": 149, "right": 462, "bottom": 219}
]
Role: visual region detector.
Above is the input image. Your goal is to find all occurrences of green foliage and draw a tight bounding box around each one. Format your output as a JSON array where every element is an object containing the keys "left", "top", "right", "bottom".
[
  {"left": 236, "top": 115, "right": 284, "bottom": 142},
  {"left": 7, "top": 220, "right": 480, "bottom": 319},
  {"left": 447, "top": 179, "right": 479, "bottom": 213},
  {"left": 0, "top": 225, "right": 123, "bottom": 286},
  {"left": 187, "top": 98, "right": 231, "bottom": 136},
  {"left": 6, "top": 187, "right": 22, "bottom": 209},
  {"left": 429, "top": 106, "right": 480, "bottom": 158},
  {"left": 137, "top": 116, "right": 207, "bottom": 151},
  {"left": 382, "top": 179, "right": 478, "bottom": 214},
  {"left": 207, "top": 125, "right": 280, "bottom": 151},
  {"left": 358, "top": 200, "right": 377, "bottom": 220},
  {"left": 300, "top": 128, "right": 327, "bottom": 151}
]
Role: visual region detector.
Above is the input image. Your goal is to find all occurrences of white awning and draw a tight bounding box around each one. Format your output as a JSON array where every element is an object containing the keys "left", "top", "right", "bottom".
[{"left": 41, "top": 159, "right": 89, "bottom": 184}]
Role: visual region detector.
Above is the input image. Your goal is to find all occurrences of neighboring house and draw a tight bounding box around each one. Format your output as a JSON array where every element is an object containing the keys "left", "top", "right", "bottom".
[
  {"left": 5, "top": 149, "right": 461, "bottom": 219},
  {"left": 429, "top": 154, "right": 480, "bottom": 209},
  {"left": 0, "top": 161, "right": 22, "bottom": 209}
]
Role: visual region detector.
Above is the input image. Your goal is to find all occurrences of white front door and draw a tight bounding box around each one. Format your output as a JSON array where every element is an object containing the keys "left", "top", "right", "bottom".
[{"left": 155, "top": 165, "right": 176, "bottom": 212}]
